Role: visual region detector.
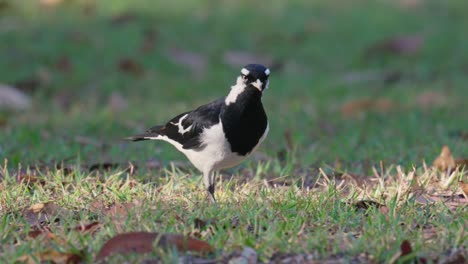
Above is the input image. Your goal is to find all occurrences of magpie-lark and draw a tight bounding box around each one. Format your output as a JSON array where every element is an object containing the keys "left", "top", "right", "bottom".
[{"left": 127, "top": 64, "right": 270, "bottom": 202}]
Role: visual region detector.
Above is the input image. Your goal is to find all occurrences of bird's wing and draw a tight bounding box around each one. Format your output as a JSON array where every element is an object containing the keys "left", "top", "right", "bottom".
[{"left": 136, "top": 98, "right": 225, "bottom": 150}]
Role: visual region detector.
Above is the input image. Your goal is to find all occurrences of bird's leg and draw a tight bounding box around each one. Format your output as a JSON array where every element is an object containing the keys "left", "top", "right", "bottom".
[{"left": 203, "top": 170, "right": 216, "bottom": 203}]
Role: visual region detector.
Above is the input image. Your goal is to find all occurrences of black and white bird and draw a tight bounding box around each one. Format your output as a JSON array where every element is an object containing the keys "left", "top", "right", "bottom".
[{"left": 127, "top": 64, "right": 270, "bottom": 202}]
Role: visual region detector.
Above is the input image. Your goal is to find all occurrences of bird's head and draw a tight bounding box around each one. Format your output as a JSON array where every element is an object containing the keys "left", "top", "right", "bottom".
[{"left": 239, "top": 64, "right": 270, "bottom": 91}]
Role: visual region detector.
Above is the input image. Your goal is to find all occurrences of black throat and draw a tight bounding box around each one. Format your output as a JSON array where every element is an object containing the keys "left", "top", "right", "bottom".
[{"left": 221, "top": 85, "right": 268, "bottom": 156}]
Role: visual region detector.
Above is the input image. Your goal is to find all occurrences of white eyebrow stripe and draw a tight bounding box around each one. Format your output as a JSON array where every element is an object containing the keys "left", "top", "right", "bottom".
[
  {"left": 241, "top": 68, "right": 250, "bottom": 75},
  {"left": 265, "top": 68, "right": 270, "bottom": 75}
]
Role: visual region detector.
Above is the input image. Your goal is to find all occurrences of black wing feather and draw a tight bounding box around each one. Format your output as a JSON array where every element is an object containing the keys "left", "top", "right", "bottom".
[{"left": 129, "top": 98, "right": 225, "bottom": 149}]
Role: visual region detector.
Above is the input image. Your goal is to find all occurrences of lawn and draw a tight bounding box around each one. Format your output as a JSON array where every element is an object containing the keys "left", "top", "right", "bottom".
[{"left": 0, "top": 0, "right": 467, "bottom": 263}]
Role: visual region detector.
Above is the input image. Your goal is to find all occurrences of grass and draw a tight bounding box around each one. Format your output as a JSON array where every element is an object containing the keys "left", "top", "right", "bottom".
[{"left": 0, "top": 0, "right": 467, "bottom": 263}]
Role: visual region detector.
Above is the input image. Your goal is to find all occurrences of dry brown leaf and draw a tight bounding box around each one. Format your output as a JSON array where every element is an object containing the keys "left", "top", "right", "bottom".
[
  {"left": 105, "top": 202, "right": 134, "bottom": 219},
  {"left": 432, "top": 145, "right": 456, "bottom": 171},
  {"left": 367, "top": 35, "right": 424, "bottom": 56},
  {"left": 18, "top": 249, "right": 83, "bottom": 264},
  {"left": 22, "top": 202, "right": 61, "bottom": 226},
  {"left": 340, "top": 98, "right": 394, "bottom": 118},
  {"left": 389, "top": 240, "right": 427, "bottom": 264},
  {"left": 96, "top": 232, "right": 214, "bottom": 260},
  {"left": 460, "top": 182, "right": 468, "bottom": 197},
  {"left": 28, "top": 228, "right": 54, "bottom": 239},
  {"left": 71, "top": 221, "right": 100, "bottom": 234},
  {"left": 118, "top": 58, "right": 144, "bottom": 76}
]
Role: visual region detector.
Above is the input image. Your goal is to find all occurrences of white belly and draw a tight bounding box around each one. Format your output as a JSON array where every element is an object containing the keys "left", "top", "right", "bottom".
[{"left": 156, "top": 121, "right": 269, "bottom": 173}]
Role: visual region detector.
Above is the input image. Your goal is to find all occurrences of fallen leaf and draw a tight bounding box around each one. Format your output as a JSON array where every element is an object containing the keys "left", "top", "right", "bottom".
[
  {"left": 0, "top": 84, "right": 31, "bottom": 111},
  {"left": 460, "top": 182, "right": 468, "bottom": 197},
  {"left": 389, "top": 240, "right": 427, "bottom": 264},
  {"left": 118, "top": 58, "right": 144, "bottom": 76},
  {"left": 400, "top": 240, "right": 413, "bottom": 257},
  {"left": 17, "top": 249, "right": 84, "bottom": 264},
  {"left": 22, "top": 202, "right": 61, "bottom": 226},
  {"left": 96, "top": 232, "right": 214, "bottom": 260},
  {"left": 105, "top": 202, "right": 134, "bottom": 219},
  {"left": 28, "top": 228, "right": 54, "bottom": 239},
  {"left": 71, "top": 221, "right": 100, "bottom": 234},
  {"left": 340, "top": 98, "right": 394, "bottom": 118},
  {"left": 433, "top": 145, "right": 455, "bottom": 171},
  {"left": 367, "top": 35, "right": 424, "bottom": 56},
  {"left": 29, "top": 223, "right": 99, "bottom": 239}
]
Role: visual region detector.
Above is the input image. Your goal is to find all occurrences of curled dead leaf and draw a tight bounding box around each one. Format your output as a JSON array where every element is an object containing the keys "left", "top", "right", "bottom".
[
  {"left": 96, "top": 232, "right": 214, "bottom": 260},
  {"left": 432, "top": 145, "right": 455, "bottom": 171}
]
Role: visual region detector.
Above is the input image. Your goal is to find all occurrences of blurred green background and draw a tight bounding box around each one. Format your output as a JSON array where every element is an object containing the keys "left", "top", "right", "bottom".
[{"left": 1, "top": 0, "right": 467, "bottom": 171}]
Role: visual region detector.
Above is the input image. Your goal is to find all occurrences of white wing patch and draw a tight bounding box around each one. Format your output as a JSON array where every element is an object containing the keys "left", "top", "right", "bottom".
[
  {"left": 225, "top": 76, "right": 246, "bottom": 105},
  {"left": 170, "top": 114, "right": 193, "bottom": 135}
]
